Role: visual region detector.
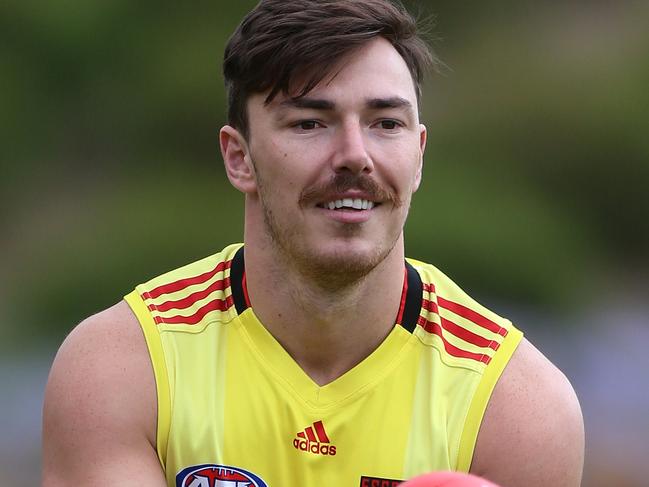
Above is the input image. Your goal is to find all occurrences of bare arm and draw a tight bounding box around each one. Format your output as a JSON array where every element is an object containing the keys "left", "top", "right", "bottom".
[
  {"left": 42, "top": 301, "right": 167, "bottom": 486},
  {"left": 471, "top": 338, "right": 585, "bottom": 487}
]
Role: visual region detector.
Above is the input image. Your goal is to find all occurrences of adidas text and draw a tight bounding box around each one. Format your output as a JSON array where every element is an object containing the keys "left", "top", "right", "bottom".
[{"left": 293, "top": 439, "right": 337, "bottom": 456}]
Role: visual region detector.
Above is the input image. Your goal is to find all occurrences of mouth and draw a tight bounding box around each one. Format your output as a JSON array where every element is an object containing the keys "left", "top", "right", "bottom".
[{"left": 316, "top": 198, "right": 380, "bottom": 211}]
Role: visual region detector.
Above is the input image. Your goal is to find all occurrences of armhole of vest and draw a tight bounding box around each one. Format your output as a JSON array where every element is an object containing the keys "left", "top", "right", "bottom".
[
  {"left": 455, "top": 325, "right": 524, "bottom": 472},
  {"left": 124, "top": 290, "right": 171, "bottom": 471}
]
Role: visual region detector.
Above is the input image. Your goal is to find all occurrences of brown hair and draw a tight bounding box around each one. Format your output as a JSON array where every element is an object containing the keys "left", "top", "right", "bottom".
[{"left": 223, "top": 0, "right": 436, "bottom": 138}]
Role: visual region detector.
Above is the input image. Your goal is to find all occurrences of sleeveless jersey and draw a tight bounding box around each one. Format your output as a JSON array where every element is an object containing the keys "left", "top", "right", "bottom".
[{"left": 124, "top": 243, "right": 522, "bottom": 487}]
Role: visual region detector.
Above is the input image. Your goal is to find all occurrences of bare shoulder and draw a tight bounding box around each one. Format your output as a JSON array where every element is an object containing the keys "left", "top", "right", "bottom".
[
  {"left": 471, "top": 338, "right": 585, "bottom": 487},
  {"left": 42, "top": 301, "right": 165, "bottom": 486}
]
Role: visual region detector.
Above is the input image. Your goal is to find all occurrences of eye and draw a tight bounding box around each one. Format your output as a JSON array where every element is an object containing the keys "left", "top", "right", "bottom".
[
  {"left": 294, "top": 120, "right": 322, "bottom": 130},
  {"left": 377, "top": 119, "right": 401, "bottom": 130}
]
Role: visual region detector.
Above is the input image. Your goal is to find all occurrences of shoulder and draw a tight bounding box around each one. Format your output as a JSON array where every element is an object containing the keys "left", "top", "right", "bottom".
[
  {"left": 132, "top": 244, "right": 243, "bottom": 327},
  {"left": 137, "top": 243, "right": 242, "bottom": 299},
  {"left": 471, "top": 338, "right": 585, "bottom": 487},
  {"left": 44, "top": 301, "right": 155, "bottom": 425},
  {"left": 44, "top": 301, "right": 156, "bottom": 439},
  {"left": 407, "top": 257, "right": 519, "bottom": 368},
  {"left": 42, "top": 301, "right": 162, "bottom": 484},
  {"left": 407, "top": 258, "right": 511, "bottom": 331}
]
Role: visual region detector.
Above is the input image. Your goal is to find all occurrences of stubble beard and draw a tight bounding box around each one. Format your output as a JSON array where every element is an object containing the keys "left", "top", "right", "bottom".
[{"left": 256, "top": 173, "right": 408, "bottom": 292}]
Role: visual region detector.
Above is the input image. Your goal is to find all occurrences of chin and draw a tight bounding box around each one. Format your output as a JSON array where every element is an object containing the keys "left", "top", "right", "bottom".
[
  {"left": 294, "top": 239, "right": 397, "bottom": 289},
  {"left": 260, "top": 202, "right": 403, "bottom": 287}
]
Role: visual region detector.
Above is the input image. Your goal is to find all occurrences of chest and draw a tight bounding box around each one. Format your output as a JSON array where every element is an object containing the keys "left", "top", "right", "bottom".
[{"left": 164, "top": 329, "right": 465, "bottom": 486}]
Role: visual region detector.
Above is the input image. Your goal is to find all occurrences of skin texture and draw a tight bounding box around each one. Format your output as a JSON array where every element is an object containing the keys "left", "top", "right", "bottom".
[{"left": 43, "top": 37, "right": 584, "bottom": 487}]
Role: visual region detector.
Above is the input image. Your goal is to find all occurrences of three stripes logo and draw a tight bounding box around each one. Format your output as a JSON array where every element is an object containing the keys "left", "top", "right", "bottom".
[{"left": 293, "top": 420, "right": 337, "bottom": 456}]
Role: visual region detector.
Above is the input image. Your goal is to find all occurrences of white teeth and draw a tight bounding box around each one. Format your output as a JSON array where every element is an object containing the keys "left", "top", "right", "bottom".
[{"left": 324, "top": 199, "right": 375, "bottom": 210}]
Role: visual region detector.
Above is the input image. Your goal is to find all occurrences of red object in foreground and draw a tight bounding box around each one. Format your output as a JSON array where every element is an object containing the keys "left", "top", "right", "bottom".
[{"left": 401, "top": 472, "right": 501, "bottom": 487}]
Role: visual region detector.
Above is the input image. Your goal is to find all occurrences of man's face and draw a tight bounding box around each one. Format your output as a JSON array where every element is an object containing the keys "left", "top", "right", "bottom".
[{"left": 244, "top": 37, "right": 426, "bottom": 284}]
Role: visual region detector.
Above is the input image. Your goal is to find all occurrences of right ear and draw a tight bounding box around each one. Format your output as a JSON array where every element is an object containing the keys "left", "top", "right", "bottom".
[{"left": 220, "top": 125, "right": 257, "bottom": 194}]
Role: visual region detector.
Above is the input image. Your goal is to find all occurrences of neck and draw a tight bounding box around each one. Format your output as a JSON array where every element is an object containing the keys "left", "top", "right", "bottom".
[{"left": 243, "top": 235, "right": 406, "bottom": 386}]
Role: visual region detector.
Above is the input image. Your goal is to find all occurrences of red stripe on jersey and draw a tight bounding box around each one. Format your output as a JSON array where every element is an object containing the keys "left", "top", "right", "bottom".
[
  {"left": 152, "top": 296, "right": 234, "bottom": 325},
  {"left": 313, "top": 421, "right": 330, "bottom": 443},
  {"left": 144, "top": 260, "right": 232, "bottom": 300},
  {"left": 297, "top": 432, "right": 306, "bottom": 439},
  {"left": 437, "top": 297, "right": 507, "bottom": 336},
  {"left": 418, "top": 317, "right": 491, "bottom": 364},
  {"left": 422, "top": 298, "right": 439, "bottom": 315},
  {"left": 423, "top": 282, "right": 436, "bottom": 294},
  {"left": 242, "top": 271, "right": 251, "bottom": 308},
  {"left": 395, "top": 268, "right": 408, "bottom": 325},
  {"left": 440, "top": 317, "right": 499, "bottom": 351},
  {"left": 305, "top": 427, "right": 317, "bottom": 442},
  {"left": 148, "top": 278, "right": 230, "bottom": 313}
]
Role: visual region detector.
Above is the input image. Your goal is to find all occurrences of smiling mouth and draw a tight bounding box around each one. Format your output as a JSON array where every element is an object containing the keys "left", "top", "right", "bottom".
[{"left": 317, "top": 198, "right": 378, "bottom": 211}]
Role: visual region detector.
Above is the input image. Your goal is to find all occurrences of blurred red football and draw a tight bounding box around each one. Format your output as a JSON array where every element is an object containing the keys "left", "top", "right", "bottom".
[{"left": 401, "top": 471, "right": 501, "bottom": 487}]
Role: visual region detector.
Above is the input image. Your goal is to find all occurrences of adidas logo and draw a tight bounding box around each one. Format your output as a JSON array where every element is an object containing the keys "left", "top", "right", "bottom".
[{"left": 293, "top": 420, "right": 337, "bottom": 456}]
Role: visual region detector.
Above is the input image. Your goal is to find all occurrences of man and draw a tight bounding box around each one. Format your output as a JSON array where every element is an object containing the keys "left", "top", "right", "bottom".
[{"left": 43, "top": 1, "right": 584, "bottom": 486}]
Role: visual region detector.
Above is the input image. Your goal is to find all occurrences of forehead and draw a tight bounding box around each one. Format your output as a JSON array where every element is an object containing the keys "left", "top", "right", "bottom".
[{"left": 250, "top": 37, "right": 419, "bottom": 115}]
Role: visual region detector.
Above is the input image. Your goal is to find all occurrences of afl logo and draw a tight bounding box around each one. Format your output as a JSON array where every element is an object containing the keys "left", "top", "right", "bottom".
[{"left": 176, "top": 464, "right": 268, "bottom": 487}]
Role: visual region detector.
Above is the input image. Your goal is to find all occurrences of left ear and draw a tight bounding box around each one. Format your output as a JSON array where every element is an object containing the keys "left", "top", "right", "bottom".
[
  {"left": 220, "top": 125, "right": 257, "bottom": 194},
  {"left": 413, "top": 123, "right": 427, "bottom": 192}
]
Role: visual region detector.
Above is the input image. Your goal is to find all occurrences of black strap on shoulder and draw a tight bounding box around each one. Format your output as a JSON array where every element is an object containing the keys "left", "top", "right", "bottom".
[
  {"left": 401, "top": 261, "right": 423, "bottom": 333},
  {"left": 230, "top": 246, "right": 248, "bottom": 314},
  {"left": 230, "top": 245, "right": 422, "bottom": 330}
]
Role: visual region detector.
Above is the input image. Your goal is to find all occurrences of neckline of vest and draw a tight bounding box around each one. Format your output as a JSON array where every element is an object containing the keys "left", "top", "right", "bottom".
[{"left": 229, "top": 245, "right": 422, "bottom": 332}]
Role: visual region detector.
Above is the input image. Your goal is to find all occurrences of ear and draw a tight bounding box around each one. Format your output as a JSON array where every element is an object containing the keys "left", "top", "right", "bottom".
[
  {"left": 413, "top": 123, "right": 427, "bottom": 192},
  {"left": 220, "top": 125, "right": 257, "bottom": 194}
]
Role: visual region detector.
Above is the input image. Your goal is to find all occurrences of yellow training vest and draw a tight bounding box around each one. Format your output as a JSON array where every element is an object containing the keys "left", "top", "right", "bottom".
[{"left": 125, "top": 243, "right": 522, "bottom": 487}]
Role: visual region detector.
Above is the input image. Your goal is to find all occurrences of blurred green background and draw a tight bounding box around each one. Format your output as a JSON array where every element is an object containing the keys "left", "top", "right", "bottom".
[{"left": 1, "top": 1, "right": 648, "bottom": 486}]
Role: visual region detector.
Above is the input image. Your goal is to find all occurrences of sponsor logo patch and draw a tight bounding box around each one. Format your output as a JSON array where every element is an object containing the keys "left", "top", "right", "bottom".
[
  {"left": 293, "top": 420, "right": 337, "bottom": 456},
  {"left": 359, "top": 476, "right": 403, "bottom": 486},
  {"left": 176, "top": 464, "right": 268, "bottom": 487}
]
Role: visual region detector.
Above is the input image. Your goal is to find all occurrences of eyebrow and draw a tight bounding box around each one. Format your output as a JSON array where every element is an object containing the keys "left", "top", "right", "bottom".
[
  {"left": 366, "top": 96, "right": 413, "bottom": 110},
  {"left": 278, "top": 96, "right": 413, "bottom": 112},
  {"left": 279, "top": 97, "right": 335, "bottom": 111}
]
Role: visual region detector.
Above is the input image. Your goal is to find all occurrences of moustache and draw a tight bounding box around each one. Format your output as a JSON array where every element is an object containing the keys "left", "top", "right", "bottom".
[{"left": 299, "top": 173, "right": 402, "bottom": 208}]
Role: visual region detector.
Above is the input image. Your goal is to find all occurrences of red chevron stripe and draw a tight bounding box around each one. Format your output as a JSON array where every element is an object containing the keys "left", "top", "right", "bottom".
[
  {"left": 440, "top": 317, "right": 499, "bottom": 351},
  {"left": 418, "top": 316, "right": 491, "bottom": 364},
  {"left": 143, "top": 260, "right": 232, "bottom": 300},
  {"left": 147, "top": 278, "right": 230, "bottom": 313},
  {"left": 313, "top": 421, "right": 330, "bottom": 443},
  {"left": 437, "top": 296, "right": 507, "bottom": 336},
  {"left": 422, "top": 298, "right": 497, "bottom": 350},
  {"left": 423, "top": 282, "right": 436, "bottom": 294},
  {"left": 422, "top": 298, "right": 439, "bottom": 314},
  {"left": 152, "top": 296, "right": 234, "bottom": 325}
]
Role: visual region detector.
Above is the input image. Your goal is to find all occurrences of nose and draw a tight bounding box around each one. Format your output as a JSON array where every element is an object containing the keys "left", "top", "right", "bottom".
[{"left": 331, "top": 120, "right": 374, "bottom": 174}]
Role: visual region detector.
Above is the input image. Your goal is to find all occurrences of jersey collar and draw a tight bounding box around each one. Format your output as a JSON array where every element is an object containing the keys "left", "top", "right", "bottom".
[{"left": 229, "top": 246, "right": 422, "bottom": 332}]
